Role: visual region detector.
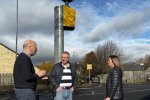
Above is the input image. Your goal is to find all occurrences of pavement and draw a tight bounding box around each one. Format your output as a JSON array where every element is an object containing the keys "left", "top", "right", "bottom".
[{"left": 0, "top": 83, "right": 102, "bottom": 100}]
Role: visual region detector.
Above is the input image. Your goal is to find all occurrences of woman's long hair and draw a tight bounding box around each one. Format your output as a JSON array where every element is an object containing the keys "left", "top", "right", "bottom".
[{"left": 109, "top": 55, "right": 124, "bottom": 77}]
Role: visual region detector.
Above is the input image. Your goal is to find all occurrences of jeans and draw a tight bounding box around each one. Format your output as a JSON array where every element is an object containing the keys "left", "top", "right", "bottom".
[
  {"left": 54, "top": 89, "right": 73, "bottom": 100},
  {"left": 15, "top": 89, "right": 36, "bottom": 100}
]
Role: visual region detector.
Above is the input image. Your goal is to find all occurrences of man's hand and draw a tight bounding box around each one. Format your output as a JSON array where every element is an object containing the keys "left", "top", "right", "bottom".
[
  {"left": 56, "top": 87, "right": 63, "bottom": 91},
  {"left": 70, "top": 87, "right": 74, "bottom": 91},
  {"left": 41, "top": 76, "right": 48, "bottom": 80},
  {"left": 105, "top": 97, "right": 111, "bottom": 100},
  {"left": 37, "top": 70, "right": 46, "bottom": 77}
]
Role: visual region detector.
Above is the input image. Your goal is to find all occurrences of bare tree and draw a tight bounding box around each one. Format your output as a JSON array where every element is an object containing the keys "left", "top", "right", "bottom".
[
  {"left": 144, "top": 54, "right": 150, "bottom": 67},
  {"left": 134, "top": 54, "right": 150, "bottom": 67},
  {"left": 95, "top": 41, "right": 124, "bottom": 74},
  {"left": 136, "top": 58, "right": 144, "bottom": 64}
]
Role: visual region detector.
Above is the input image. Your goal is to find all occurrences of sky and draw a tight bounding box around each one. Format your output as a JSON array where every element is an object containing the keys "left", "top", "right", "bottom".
[{"left": 0, "top": 0, "right": 150, "bottom": 65}]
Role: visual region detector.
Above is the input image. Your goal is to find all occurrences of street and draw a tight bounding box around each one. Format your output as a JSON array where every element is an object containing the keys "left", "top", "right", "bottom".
[
  {"left": 73, "top": 83, "right": 150, "bottom": 100},
  {"left": 1, "top": 83, "right": 150, "bottom": 100}
]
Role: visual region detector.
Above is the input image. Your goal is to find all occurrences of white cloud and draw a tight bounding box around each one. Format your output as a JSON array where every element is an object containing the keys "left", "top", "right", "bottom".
[
  {"left": 64, "top": 46, "right": 93, "bottom": 62},
  {"left": 76, "top": 8, "right": 95, "bottom": 29},
  {"left": 1, "top": 0, "right": 150, "bottom": 65},
  {"left": 85, "top": 7, "right": 150, "bottom": 42},
  {"left": 0, "top": 0, "right": 96, "bottom": 65},
  {"left": 117, "top": 38, "right": 150, "bottom": 62},
  {"left": 0, "top": 0, "right": 62, "bottom": 36},
  {"left": 0, "top": 33, "right": 93, "bottom": 65}
]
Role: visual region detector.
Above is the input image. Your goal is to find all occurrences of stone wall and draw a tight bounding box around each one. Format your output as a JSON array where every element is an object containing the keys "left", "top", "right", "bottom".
[
  {"left": 99, "top": 71, "right": 150, "bottom": 83},
  {"left": 0, "top": 45, "right": 16, "bottom": 73},
  {"left": 98, "top": 74, "right": 108, "bottom": 83},
  {"left": 0, "top": 44, "right": 40, "bottom": 74}
]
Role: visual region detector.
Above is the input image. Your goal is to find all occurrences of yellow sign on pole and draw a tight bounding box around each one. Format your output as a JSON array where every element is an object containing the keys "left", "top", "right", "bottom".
[
  {"left": 63, "top": 5, "right": 76, "bottom": 30},
  {"left": 87, "top": 64, "right": 92, "bottom": 70}
]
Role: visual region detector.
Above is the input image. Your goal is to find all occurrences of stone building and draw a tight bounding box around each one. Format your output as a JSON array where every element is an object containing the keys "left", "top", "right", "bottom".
[{"left": 0, "top": 43, "right": 40, "bottom": 73}]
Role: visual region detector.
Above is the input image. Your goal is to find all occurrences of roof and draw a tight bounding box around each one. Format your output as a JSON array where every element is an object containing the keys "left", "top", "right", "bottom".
[
  {"left": 122, "top": 65, "right": 148, "bottom": 71},
  {"left": 0, "top": 43, "right": 19, "bottom": 55}
]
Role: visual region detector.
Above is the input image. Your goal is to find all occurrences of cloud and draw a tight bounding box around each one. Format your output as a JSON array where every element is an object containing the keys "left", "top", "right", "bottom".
[
  {"left": 0, "top": 33, "right": 92, "bottom": 65},
  {"left": 0, "top": 0, "right": 96, "bottom": 65},
  {"left": 117, "top": 38, "right": 150, "bottom": 63},
  {"left": 64, "top": 46, "right": 93, "bottom": 62},
  {"left": 85, "top": 7, "right": 150, "bottom": 42},
  {"left": 76, "top": 8, "right": 95, "bottom": 30},
  {"left": 1, "top": 0, "right": 150, "bottom": 65}
]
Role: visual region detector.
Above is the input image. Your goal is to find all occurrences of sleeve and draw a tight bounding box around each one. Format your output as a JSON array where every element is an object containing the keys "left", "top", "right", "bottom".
[
  {"left": 21, "top": 57, "right": 38, "bottom": 81},
  {"left": 49, "top": 65, "right": 59, "bottom": 90},
  {"left": 72, "top": 65, "right": 78, "bottom": 90},
  {"left": 108, "top": 70, "right": 120, "bottom": 98}
]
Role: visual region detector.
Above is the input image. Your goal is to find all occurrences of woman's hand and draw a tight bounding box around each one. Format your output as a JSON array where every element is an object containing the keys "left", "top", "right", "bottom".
[{"left": 105, "top": 97, "right": 111, "bottom": 100}]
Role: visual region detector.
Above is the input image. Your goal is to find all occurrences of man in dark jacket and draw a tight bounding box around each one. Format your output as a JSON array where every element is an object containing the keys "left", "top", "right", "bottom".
[
  {"left": 13, "top": 40, "right": 48, "bottom": 100},
  {"left": 49, "top": 51, "right": 78, "bottom": 100}
]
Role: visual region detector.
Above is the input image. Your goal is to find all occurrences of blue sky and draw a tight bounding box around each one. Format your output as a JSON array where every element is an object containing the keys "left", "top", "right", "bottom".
[{"left": 0, "top": 0, "right": 150, "bottom": 65}]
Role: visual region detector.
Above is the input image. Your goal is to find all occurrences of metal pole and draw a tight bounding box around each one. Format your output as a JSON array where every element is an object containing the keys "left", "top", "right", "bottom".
[
  {"left": 73, "top": 52, "right": 75, "bottom": 64},
  {"left": 65, "top": 0, "right": 69, "bottom": 6},
  {"left": 54, "top": 6, "right": 64, "bottom": 64},
  {"left": 89, "top": 69, "right": 91, "bottom": 85},
  {"left": 16, "top": 0, "right": 18, "bottom": 59}
]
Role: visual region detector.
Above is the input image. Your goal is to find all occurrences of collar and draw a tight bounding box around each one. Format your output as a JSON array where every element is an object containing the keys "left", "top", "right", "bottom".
[
  {"left": 60, "top": 61, "right": 71, "bottom": 68},
  {"left": 62, "top": 63, "right": 70, "bottom": 68},
  {"left": 22, "top": 51, "right": 31, "bottom": 58}
]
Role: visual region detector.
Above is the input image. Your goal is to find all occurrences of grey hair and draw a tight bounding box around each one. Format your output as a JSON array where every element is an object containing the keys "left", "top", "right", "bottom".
[{"left": 62, "top": 51, "right": 70, "bottom": 58}]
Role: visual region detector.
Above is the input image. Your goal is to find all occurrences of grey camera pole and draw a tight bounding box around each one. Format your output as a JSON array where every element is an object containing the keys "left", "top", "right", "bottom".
[
  {"left": 54, "top": 0, "right": 74, "bottom": 64},
  {"left": 54, "top": 5, "right": 64, "bottom": 64}
]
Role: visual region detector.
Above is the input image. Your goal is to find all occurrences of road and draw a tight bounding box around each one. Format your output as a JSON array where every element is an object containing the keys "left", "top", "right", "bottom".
[
  {"left": 73, "top": 83, "right": 150, "bottom": 100},
  {"left": 1, "top": 83, "right": 150, "bottom": 100}
]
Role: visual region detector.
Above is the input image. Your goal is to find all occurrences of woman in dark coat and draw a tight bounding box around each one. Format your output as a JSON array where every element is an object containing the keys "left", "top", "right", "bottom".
[{"left": 104, "top": 55, "right": 124, "bottom": 100}]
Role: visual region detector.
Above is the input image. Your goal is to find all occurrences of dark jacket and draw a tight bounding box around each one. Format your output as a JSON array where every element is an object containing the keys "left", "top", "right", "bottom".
[
  {"left": 106, "top": 66, "right": 124, "bottom": 99},
  {"left": 13, "top": 53, "right": 38, "bottom": 90},
  {"left": 49, "top": 62, "right": 78, "bottom": 97}
]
